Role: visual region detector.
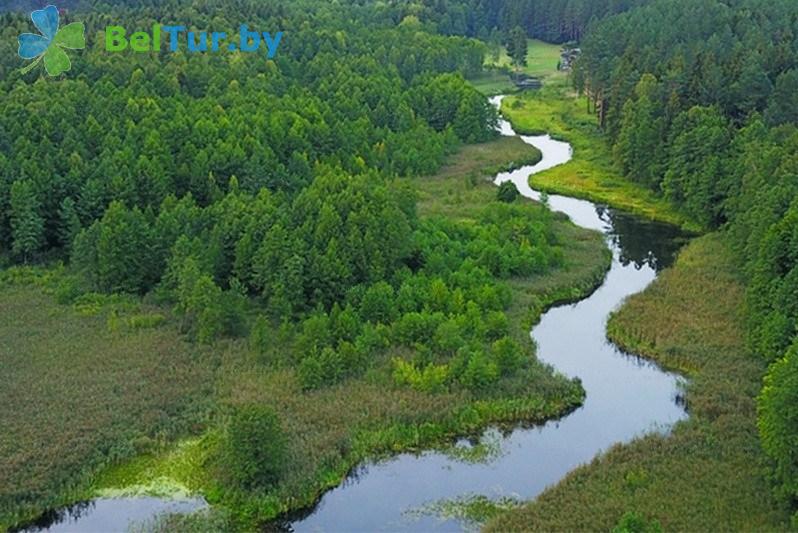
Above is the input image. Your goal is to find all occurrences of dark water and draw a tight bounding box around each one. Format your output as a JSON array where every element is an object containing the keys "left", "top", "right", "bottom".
[{"left": 25, "top": 96, "right": 689, "bottom": 532}]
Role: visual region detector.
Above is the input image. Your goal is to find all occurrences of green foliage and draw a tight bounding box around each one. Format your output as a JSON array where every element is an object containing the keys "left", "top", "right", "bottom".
[
  {"left": 9, "top": 180, "right": 44, "bottom": 262},
  {"left": 492, "top": 337, "right": 524, "bottom": 376},
  {"left": 360, "top": 282, "right": 397, "bottom": 324},
  {"left": 459, "top": 349, "right": 500, "bottom": 392},
  {"left": 392, "top": 358, "right": 450, "bottom": 393},
  {"left": 507, "top": 27, "right": 528, "bottom": 68},
  {"left": 93, "top": 201, "right": 155, "bottom": 294},
  {"left": 409, "top": 73, "right": 498, "bottom": 141},
  {"left": 496, "top": 181, "right": 520, "bottom": 203},
  {"left": 224, "top": 405, "right": 287, "bottom": 491},
  {"left": 571, "top": 1, "right": 798, "bottom": 515},
  {"left": 0, "top": 2, "right": 621, "bottom": 529},
  {"left": 175, "top": 257, "right": 223, "bottom": 343},
  {"left": 58, "top": 197, "right": 82, "bottom": 253},
  {"left": 612, "top": 511, "right": 663, "bottom": 533},
  {"left": 765, "top": 70, "right": 798, "bottom": 127},
  {"left": 759, "top": 340, "right": 798, "bottom": 505},
  {"left": 661, "top": 106, "right": 731, "bottom": 227},
  {"left": 613, "top": 74, "right": 665, "bottom": 190}
]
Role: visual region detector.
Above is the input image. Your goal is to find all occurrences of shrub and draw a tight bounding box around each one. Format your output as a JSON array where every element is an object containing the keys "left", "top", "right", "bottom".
[
  {"left": 497, "top": 181, "right": 520, "bottom": 203},
  {"left": 392, "top": 358, "right": 450, "bottom": 393},
  {"left": 125, "top": 313, "right": 166, "bottom": 330},
  {"left": 758, "top": 339, "right": 798, "bottom": 505},
  {"left": 492, "top": 337, "right": 524, "bottom": 376},
  {"left": 360, "top": 282, "right": 396, "bottom": 324},
  {"left": 612, "top": 511, "right": 663, "bottom": 533},
  {"left": 225, "top": 405, "right": 287, "bottom": 491},
  {"left": 298, "top": 356, "right": 326, "bottom": 391},
  {"left": 460, "top": 350, "right": 499, "bottom": 392}
]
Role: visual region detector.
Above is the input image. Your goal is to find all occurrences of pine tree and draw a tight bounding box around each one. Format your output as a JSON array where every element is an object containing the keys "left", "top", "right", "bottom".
[
  {"left": 508, "top": 27, "right": 528, "bottom": 69},
  {"left": 10, "top": 180, "right": 44, "bottom": 263},
  {"left": 58, "top": 197, "right": 82, "bottom": 253}
]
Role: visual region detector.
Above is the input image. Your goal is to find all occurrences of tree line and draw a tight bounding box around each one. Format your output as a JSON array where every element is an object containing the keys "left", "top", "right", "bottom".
[{"left": 571, "top": 0, "right": 798, "bottom": 519}]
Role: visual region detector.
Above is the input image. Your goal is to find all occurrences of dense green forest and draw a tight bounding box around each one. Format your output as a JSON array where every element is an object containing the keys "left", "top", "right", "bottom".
[
  {"left": 4, "top": 0, "right": 798, "bottom": 529},
  {"left": 567, "top": 0, "right": 798, "bottom": 523},
  {"left": 0, "top": 0, "right": 601, "bottom": 529}
]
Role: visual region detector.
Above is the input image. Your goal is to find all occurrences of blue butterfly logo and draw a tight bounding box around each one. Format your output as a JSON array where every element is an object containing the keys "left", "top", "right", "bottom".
[{"left": 18, "top": 5, "right": 85, "bottom": 77}]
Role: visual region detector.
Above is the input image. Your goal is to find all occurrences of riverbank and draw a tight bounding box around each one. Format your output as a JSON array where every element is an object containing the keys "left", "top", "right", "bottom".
[
  {"left": 486, "top": 233, "right": 791, "bottom": 531},
  {"left": 0, "top": 136, "right": 612, "bottom": 531},
  {"left": 499, "top": 78, "right": 702, "bottom": 234}
]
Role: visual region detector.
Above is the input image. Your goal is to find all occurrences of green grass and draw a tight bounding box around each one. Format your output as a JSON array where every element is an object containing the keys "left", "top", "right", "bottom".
[
  {"left": 486, "top": 39, "right": 564, "bottom": 79},
  {"left": 0, "top": 137, "right": 612, "bottom": 530},
  {"left": 468, "top": 70, "right": 517, "bottom": 96},
  {"left": 470, "top": 39, "right": 566, "bottom": 95},
  {"left": 499, "top": 78, "right": 703, "bottom": 233},
  {"left": 485, "top": 234, "right": 792, "bottom": 531}
]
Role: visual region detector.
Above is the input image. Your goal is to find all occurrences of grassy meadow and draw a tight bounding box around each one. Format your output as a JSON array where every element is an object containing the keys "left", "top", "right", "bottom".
[
  {"left": 470, "top": 39, "right": 565, "bottom": 95},
  {"left": 0, "top": 136, "right": 611, "bottom": 530},
  {"left": 486, "top": 39, "right": 564, "bottom": 79},
  {"left": 499, "top": 78, "right": 702, "bottom": 233},
  {"left": 486, "top": 234, "right": 792, "bottom": 531}
]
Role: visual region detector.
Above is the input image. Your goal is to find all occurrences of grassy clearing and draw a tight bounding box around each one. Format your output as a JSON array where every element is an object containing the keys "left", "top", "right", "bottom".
[
  {"left": 486, "top": 233, "right": 791, "bottom": 531},
  {"left": 468, "top": 71, "right": 517, "bottom": 96},
  {"left": 485, "top": 39, "right": 563, "bottom": 79},
  {"left": 0, "top": 270, "right": 215, "bottom": 529},
  {"left": 0, "top": 137, "right": 611, "bottom": 530},
  {"left": 416, "top": 135, "right": 540, "bottom": 220},
  {"left": 499, "top": 78, "right": 702, "bottom": 233},
  {"left": 470, "top": 40, "right": 565, "bottom": 95}
]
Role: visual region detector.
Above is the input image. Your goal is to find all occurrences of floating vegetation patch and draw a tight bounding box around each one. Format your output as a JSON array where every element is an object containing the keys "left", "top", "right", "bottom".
[
  {"left": 442, "top": 428, "right": 505, "bottom": 464},
  {"left": 406, "top": 494, "right": 522, "bottom": 529}
]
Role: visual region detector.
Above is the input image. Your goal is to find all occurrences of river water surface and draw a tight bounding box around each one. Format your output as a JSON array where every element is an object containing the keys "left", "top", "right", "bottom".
[
  {"left": 287, "top": 96, "right": 689, "bottom": 531},
  {"left": 27, "top": 96, "right": 688, "bottom": 532}
]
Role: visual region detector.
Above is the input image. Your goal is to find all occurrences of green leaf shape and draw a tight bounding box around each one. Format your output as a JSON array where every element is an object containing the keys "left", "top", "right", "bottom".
[
  {"left": 53, "top": 22, "right": 85, "bottom": 49},
  {"left": 44, "top": 46, "right": 71, "bottom": 76}
]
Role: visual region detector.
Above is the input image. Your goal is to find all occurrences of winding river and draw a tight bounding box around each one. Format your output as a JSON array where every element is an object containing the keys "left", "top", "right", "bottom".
[
  {"left": 25, "top": 95, "right": 689, "bottom": 532},
  {"left": 287, "top": 96, "right": 689, "bottom": 531}
]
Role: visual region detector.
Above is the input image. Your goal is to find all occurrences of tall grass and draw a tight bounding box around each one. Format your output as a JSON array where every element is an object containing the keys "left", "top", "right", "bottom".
[
  {"left": 0, "top": 277, "right": 216, "bottom": 529},
  {"left": 485, "top": 234, "right": 792, "bottom": 531}
]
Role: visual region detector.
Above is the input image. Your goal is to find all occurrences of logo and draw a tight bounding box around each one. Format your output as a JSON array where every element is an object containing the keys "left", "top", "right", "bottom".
[
  {"left": 105, "top": 25, "right": 283, "bottom": 57},
  {"left": 18, "top": 5, "right": 85, "bottom": 76}
]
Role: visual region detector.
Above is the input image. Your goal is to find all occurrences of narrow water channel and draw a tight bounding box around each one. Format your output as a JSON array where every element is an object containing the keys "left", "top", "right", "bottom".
[
  {"left": 25, "top": 96, "right": 689, "bottom": 532},
  {"left": 287, "top": 96, "right": 689, "bottom": 531}
]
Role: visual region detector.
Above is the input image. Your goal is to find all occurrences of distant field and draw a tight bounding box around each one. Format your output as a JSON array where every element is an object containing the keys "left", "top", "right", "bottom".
[
  {"left": 470, "top": 39, "right": 565, "bottom": 96},
  {"left": 487, "top": 39, "right": 563, "bottom": 78}
]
